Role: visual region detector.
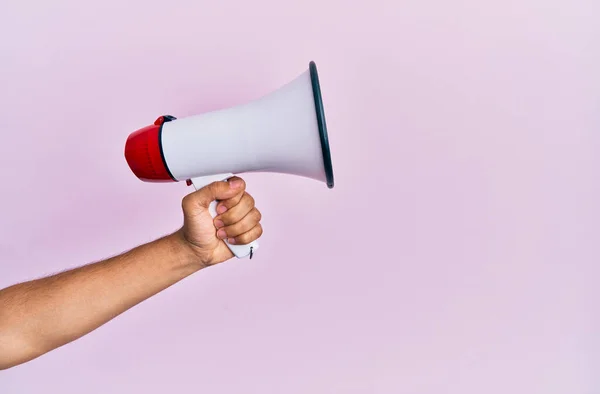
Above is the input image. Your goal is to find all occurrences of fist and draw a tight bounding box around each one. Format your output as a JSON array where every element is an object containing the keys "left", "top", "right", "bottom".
[{"left": 177, "top": 177, "right": 263, "bottom": 267}]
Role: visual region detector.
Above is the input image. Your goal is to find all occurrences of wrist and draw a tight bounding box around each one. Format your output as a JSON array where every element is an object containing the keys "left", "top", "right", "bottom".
[{"left": 166, "top": 230, "right": 211, "bottom": 272}]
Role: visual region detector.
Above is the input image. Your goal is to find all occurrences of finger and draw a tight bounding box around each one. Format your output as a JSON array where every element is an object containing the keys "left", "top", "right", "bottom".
[
  {"left": 216, "top": 208, "right": 262, "bottom": 239},
  {"left": 182, "top": 177, "right": 245, "bottom": 214},
  {"left": 214, "top": 193, "right": 255, "bottom": 227},
  {"left": 215, "top": 192, "right": 245, "bottom": 215},
  {"left": 226, "top": 223, "right": 263, "bottom": 245},
  {"left": 215, "top": 177, "right": 246, "bottom": 214}
]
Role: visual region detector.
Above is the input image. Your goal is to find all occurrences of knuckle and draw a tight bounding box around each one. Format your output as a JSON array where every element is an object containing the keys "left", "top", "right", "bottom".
[
  {"left": 234, "top": 192, "right": 245, "bottom": 205},
  {"left": 224, "top": 193, "right": 243, "bottom": 209},
  {"left": 181, "top": 195, "right": 193, "bottom": 210},
  {"left": 238, "top": 226, "right": 262, "bottom": 244},
  {"left": 209, "top": 181, "right": 224, "bottom": 193},
  {"left": 244, "top": 193, "right": 255, "bottom": 207}
]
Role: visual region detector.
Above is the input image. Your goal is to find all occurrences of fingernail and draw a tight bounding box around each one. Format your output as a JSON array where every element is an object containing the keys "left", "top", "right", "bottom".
[
  {"left": 227, "top": 238, "right": 236, "bottom": 244},
  {"left": 217, "top": 229, "right": 227, "bottom": 239},
  {"left": 217, "top": 205, "right": 227, "bottom": 214},
  {"left": 214, "top": 219, "right": 224, "bottom": 228},
  {"left": 229, "top": 179, "right": 242, "bottom": 189}
]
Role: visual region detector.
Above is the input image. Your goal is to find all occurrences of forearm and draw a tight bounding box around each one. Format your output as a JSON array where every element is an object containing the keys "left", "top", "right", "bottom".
[{"left": 0, "top": 230, "right": 202, "bottom": 370}]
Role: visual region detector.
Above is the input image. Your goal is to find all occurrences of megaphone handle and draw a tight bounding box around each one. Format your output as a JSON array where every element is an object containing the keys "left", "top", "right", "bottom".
[
  {"left": 190, "top": 174, "right": 259, "bottom": 259},
  {"left": 207, "top": 199, "right": 259, "bottom": 259}
]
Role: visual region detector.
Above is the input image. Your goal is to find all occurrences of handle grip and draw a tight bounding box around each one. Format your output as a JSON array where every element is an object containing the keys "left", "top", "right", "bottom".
[{"left": 190, "top": 174, "right": 259, "bottom": 259}]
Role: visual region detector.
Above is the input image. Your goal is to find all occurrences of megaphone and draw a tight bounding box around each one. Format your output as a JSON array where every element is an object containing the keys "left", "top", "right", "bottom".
[{"left": 124, "top": 61, "right": 334, "bottom": 259}]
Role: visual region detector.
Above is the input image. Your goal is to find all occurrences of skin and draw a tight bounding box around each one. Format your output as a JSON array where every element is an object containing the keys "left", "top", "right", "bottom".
[{"left": 0, "top": 176, "right": 262, "bottom": 370}]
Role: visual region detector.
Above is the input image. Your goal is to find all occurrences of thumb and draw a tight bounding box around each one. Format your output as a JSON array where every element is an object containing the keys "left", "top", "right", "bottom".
[{"left": 182, "top": 177, "right": 246, "bottom": 212}]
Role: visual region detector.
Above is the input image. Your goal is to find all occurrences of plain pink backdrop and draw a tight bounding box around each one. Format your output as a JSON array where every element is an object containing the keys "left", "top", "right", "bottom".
[{"left": 1, "top": 0, "right": 598, "bottom": 392}]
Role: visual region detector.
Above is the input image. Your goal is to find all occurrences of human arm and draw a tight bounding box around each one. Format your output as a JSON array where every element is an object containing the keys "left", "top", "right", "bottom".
[{"left": 0, "top": 177, "right": 262, "bottom": 370}]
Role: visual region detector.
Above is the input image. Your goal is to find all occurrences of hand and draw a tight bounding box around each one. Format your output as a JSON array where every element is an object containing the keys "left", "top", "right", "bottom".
[{"left": 175, "top": 176, "right": 263, "bottom": 268}]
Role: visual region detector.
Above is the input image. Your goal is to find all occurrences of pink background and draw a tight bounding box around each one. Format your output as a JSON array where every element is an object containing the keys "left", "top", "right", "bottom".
[{"left": 1, "top": 0, "right": 598, "bottom": 392}]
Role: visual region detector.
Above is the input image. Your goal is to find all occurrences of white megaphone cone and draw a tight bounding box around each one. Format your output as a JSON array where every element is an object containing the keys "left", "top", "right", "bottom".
[{"left": 124, "top": 61, "right": 334, "bottom": 259}]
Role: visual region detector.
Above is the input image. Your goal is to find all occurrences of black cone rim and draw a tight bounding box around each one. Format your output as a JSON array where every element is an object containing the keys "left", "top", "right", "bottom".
[{"left": 309, "top": 61, "right": 334, "bottom": 189}]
